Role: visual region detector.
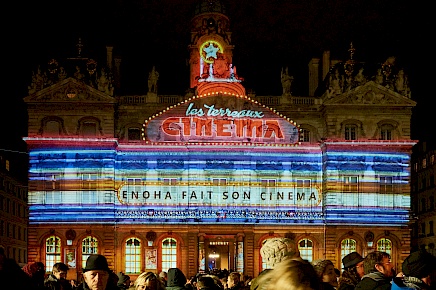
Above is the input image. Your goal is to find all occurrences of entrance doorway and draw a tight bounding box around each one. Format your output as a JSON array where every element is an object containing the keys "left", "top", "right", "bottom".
[{"left": 206, "top": 241, "right": 230, "bottom": 271}]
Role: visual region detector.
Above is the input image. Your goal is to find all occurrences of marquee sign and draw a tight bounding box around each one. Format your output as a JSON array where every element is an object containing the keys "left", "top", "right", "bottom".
[{"left": 144, "top": 94, "right": 300, "bottom": 144}]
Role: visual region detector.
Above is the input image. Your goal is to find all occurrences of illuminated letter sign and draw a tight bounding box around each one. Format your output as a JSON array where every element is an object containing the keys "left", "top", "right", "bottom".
[{"left": 145, "top": 95, "right": 300, "bottom": 144}]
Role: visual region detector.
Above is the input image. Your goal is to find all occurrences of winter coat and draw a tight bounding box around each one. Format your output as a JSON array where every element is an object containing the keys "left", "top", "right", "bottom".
[
  {"left": 391, "top": 276, "right": 431, "bottom": 290},
  {"left": 166, "top": 268, "right": 189, "bottom": 290},
  {"left": 44, "top": 274, "right": 73, "bottom": 290},
  {"left": 355, "top": 271, "right": 392, "bottom": 290}
]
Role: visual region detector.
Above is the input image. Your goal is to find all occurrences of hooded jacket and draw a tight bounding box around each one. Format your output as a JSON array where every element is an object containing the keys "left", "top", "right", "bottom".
[
  {"left": 355, "top": 271, "right": 392, "bottom": 290},
  {"left": 166, "top": 268, "right": 189, "bottom": 290}
]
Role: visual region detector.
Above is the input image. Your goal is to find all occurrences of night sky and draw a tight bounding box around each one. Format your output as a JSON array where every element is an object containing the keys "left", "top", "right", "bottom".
[{"left": 2, "top": 0, "right": 432, "bottom": 157}]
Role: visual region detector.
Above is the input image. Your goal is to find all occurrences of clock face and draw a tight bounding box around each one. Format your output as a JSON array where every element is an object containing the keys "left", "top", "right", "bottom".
[{"left": 199, "top": 40, "right": 223, "bottom": 64}]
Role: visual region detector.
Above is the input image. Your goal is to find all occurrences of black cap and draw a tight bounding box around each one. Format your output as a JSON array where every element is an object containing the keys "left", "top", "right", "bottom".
[{"left": 342, "top": 252, "right": 364, "bottom": 269}]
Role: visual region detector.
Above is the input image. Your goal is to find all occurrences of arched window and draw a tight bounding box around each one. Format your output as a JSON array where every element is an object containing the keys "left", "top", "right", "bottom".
[
  {"left": 82, "top": 236, "right": 98, "bottom": 269},
  {"left": 125, "top": 238, "right": 141, "bottom": 274},
  {"left": 340, "top": 238, "right": 357, "bottom": 260},
  {"left": 298, "top": 238, "right": 313, "bottom": 262},
  {"left": 161, "top": 238, "right": 177, "bottom": 272},
  {"left": 45, "top": 235, "right": 61, "bottom": 271},
  {"left": 260, "top": 239, "right": 272, "bottom": 271},
  {"left": 376, "top": 238, "right": 392, "bottom": 255}
]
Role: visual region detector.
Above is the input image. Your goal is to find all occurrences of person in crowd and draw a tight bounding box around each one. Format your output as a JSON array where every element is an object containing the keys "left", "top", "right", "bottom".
[
  {"left": 0, "top": 247, "right": 32, "bottom": 290},
  {"left": 355, "top": 251, "right": 394, "bottom": 290},
  {"left": 44, "top": 262, "right": 72, "bottom": 290},
  {"left": 77, "top": 254, "right": 113, "bottom": 290},
  {"left": 254, "top": 257, "right": 319, "bottom": 290},
  {"left": 250, "top": 237, "right": 302, "bottom": 290},
  {"left": 196, "top": 275, "right": 222, "bottom": 290},
  {"left": 117, "top": 272, "right": 131, "bottom": 290},
  {"left": 166, "top": 267, "right": 190, "bottom": 290},
  {"left": 159, "top": 271, "right": 168, "bottom": 287},
  {"left": 391, "top": 249, "right": 436, "bottom": 290},
  {"left": 23, "top": 261, "right": 46, "bottom": 290},
  {"left": 135, "top": 271, "right": 165, "bottom": 290},
  {"left": 312, "top": 259, "right": 338, "bottom": 290},
  {"left": 337, "top": 252, "right": 365, "bottom": 290},
  {"left": 227, "top": 272, "right": 241, "bottom": 290}
]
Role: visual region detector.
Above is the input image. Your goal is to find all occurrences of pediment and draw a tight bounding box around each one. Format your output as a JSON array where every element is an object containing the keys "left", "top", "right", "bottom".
[
  {"left": 323, "top": 81, "right": 416, "bottom": 106},
  {"left": 23, "top": 77, "right": 116, "bottom": 103}
]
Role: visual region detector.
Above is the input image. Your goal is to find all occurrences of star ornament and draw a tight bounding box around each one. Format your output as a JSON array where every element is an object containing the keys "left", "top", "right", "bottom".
[{"left": 199, "top": 40, "right": 223, "bottom": 63}]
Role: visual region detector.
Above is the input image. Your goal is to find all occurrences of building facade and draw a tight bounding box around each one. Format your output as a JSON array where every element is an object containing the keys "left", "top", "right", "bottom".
[
  {"left": 411, "top": 141, "right": 436, "bottom": 255},
  {"left": 0, "top": 151, "right": 29, "bottom": 267},
  {"left": 24, "top": 0, "right": 416, "bottom": 281}
]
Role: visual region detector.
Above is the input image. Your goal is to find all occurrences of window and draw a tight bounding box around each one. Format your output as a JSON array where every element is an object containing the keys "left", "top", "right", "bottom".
[
  {"left": 345, "top": 124, "right": 357, "bottom": 140},
  {"left": 299, "top": 129, "right": 310, "bottom": 143},
  {"left": 380, "top": 125, "right": 393, "bottom": 140},
  {"left": 429, "top": 221, "right": 434, "bottom": 236},
  {"left": 44, "top": 174, "right": 61, "bottom": 191},
  {"left": 341, "top": 239, "right": 357, "bottom": 261},
  {"left": 46, "top": 236, "right": 61, "bottom": 271},
  {"left": 298, "top": 238, "right": 313, "bottom": 262},
  {"left": 161, "top": 238, "right": 177, "bottom": 272},
  {"left": 82, "top": 174, "right": 97, "bottom": 190},
  {"left": 261, "top": 179, "right": 276, "bottom": 191},
  {"left": 125, "top": 238, "right": 141, "bottom": 274},
  {"left": 128, "top": 128, "right": 141, "bottom": 141},
  {"left": 379, "top": 176, "right": 393, "bottom": 194},
  {"left": 261, "top": 239, "right": 272, "bottom": 271},
  {"left": 163, "top": 178, "right": 177, "bottom": 194},
  {"left": 45, "top": 120, "right": 61, "bottom": 137},
  {"left": 376, "top": 238, "right": 392, "bottom": 255},
  {"left": 82, "top": 122, "right": 97, "bottom": 137},
  {"left": 82, "top": 236, "right": 98, "bottom": 269},
  {"left": 343, "top": 176, "right": 358, "bottom": 192}
]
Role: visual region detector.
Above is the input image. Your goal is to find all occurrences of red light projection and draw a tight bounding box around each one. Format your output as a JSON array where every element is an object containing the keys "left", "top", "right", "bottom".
[{"left": 144, "top": 94, "right": 300, "bottom": 145}]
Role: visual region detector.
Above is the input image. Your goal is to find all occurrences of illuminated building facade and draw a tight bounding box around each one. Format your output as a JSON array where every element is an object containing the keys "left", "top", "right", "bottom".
[{"left": 24, "top": 0, "right": 416, "bottom": 280}]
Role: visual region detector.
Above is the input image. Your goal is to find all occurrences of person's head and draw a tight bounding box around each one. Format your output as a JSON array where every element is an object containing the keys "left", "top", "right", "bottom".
[
  {"left": 312, "top": 259, "right": 338, "bottom": 287},
  {"left": 402, "top": 249, "right": 436, "bottom": 286},
  {"left": 259, "top": 258, "right": 319, "bottom": 290},
  {"left": 158, "top": 271, "right": 167, "bottom": 282},
  {"left": 227, "top": 272, "right": 240, "bottom": 288},
  {"left": 82, "top": 254, "right": 111, "bottom": 290},
  {"left": 363, "top": 251, "right": 394, "bottom": 278},
  {"left": 260, "top": 237, "right": 300, "bottom": 268},
  {"left": 135, "top": 272, "right": 164, "bottom": 290},
  {"left": 196, "top": 275, "right": 221, "bottom": 290},
  {"left": 117, "top": 272, "right": 131, "bottom": 287},
  {"left": 166, "top": 268, "right": 187, "bottom": 287},
  {"left": 342, "top": 252, "right": 364, "bottom": 278},
  {"left": 52, "top": 262, "right": 69, "bottom": 280}
]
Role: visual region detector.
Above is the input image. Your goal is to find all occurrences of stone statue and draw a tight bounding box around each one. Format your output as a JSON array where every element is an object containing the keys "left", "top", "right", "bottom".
[
  {"left": 281, "top": 67, "right": 293, "bottom": 95},
  {"left": 148, "top": 66, "right": 159, "bottom": 93}
]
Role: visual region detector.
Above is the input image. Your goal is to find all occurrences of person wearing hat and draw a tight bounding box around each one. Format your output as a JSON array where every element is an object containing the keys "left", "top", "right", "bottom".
[
  {"left": 391, "top": 249, "right": 436, "bottom": 290},
  {"left": 337, "top": 252, "right": 364, "bottom": 290},
  {"left": 250, "top": 237, "right": 303, "bottom": 290},
  {"left": 78, "top": 254, "right": 112, "bottom": 290}
]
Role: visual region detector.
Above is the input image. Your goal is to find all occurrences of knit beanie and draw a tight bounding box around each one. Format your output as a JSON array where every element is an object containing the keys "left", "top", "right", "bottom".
[
  {"left": 260, "top": 237, "right": 299, "bottom": 268},
  {"left": 312, "top": 259, "right": 334, "bottom": 279}
]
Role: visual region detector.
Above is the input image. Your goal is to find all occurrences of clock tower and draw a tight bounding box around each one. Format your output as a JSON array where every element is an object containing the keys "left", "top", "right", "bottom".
[{"left": 189, "top": 0, "right": 245, "bottom": 96}]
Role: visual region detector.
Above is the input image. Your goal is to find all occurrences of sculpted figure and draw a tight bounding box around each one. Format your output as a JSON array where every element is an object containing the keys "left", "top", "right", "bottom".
[{"left": 148, "top": 66, "right": 159, "bottom": 93}]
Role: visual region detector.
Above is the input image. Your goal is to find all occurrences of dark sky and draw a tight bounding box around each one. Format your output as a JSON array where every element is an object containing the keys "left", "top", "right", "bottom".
[{"left": 2, "top": 0, "right": 432, "bottom": 155}]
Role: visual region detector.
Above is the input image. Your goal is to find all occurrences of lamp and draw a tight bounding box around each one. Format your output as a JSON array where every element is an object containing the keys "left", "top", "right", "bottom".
[{"left": 209, "top": 251, "right": 219, "bottom": 258}]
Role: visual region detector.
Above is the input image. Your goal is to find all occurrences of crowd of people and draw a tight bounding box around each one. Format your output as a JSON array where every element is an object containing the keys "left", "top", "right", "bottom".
[{"left": 1, "top": 241, "right": 435, "bottom": 290}]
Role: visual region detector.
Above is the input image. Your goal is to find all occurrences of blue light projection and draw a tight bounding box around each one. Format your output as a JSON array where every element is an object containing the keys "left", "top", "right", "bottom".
[{"left": 26, "top": 95, "right": 411, "bottom": 227}]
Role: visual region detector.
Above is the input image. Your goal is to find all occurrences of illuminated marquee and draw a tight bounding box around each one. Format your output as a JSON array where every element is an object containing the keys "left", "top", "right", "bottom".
[{"left": 144, "top": 94, "right": 300, "bottom": 144}]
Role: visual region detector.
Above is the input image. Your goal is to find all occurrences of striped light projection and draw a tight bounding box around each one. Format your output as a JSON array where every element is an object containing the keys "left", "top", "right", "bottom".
[{"left": 26, "top": 94, "right": 411, "bottom": 227}]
